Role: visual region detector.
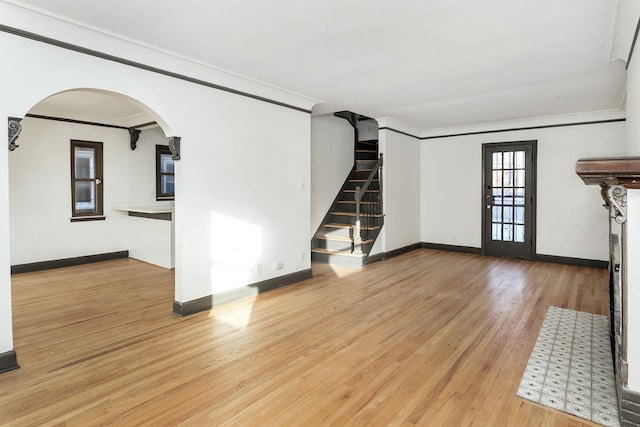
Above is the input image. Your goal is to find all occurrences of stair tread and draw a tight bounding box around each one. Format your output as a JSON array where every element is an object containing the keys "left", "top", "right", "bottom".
[
  {"left": 317, "top": 235, "right": 373, "bottom": 244},
  {"left": 338, "top": 200, "right": 379, "bottom": 204},
  {"left": 311, "top": 248, "right": 366, "bottom": 258},
  {"left": 325, "top": 223, "right": 353, "bottom": 229},
  {"left": 325, "top": 223, "right": 380, "bottom": 230},
  {"left": 344, "top": 189, "right": 380, "bottom": 193},
  {"left": 349, "top": 179, "right": 379, "bottom": 182},
  {"left": 332, "top": 211, "right": 384, "bottom": 217},
  {"left": 317, "top": 235, "right": 353, "bottom": 242}
]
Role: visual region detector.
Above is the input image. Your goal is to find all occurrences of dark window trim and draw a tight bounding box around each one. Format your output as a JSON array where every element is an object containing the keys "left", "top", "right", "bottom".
[
  {"left": 70, "top": 216, "right": 106, "bottom": 222},
  {"left": 156, "top": 145, "right": 175, "bottom": 201},
  {"left": 71, "top": 140, "right": 104, "bottom": 219}
]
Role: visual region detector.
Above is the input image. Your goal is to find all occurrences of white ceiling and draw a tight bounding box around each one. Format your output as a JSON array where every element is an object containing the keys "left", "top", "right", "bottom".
[{"left": 15, "top": 0, "right": 627, "bottom": 131}]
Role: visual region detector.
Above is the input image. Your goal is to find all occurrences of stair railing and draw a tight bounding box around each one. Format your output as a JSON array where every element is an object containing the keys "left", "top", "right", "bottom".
[{"left": 353, "top": 153, "right": 383, "bottom": 254}]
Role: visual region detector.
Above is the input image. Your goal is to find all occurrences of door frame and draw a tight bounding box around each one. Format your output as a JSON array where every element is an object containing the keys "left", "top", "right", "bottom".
[{"left": 481, "top": 140, "right": 537, "bottom": 260}]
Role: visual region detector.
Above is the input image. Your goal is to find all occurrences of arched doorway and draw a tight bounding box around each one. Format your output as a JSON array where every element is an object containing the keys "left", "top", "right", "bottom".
[{"left": 8, "top": 88, "right": 178, "bottom": 371}]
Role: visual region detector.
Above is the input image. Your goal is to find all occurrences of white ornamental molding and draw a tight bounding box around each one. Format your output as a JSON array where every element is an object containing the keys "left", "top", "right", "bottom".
[
  {"left": 8, "top": 117, "right": 22, "bottom": 151},
  {"left": 607, "top": 185, "right": 627, "bottom": 224}
]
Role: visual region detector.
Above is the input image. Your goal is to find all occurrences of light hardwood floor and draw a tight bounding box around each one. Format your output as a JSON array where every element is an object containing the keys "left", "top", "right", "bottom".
[{"left": 0, "top": 249, "right": 609, "bottom": 426}]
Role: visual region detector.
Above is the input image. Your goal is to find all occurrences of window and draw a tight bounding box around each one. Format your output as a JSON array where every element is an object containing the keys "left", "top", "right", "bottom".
[
  {"left": 71, "top": 140, "right": 104, "bottom": 219},
  {"left": 156, "top": 145, "right": 175, "bottom": 200}
]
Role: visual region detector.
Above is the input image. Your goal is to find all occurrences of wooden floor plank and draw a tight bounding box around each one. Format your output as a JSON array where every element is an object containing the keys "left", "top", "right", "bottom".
[{"left": 0, "top": 250, "right": 609, "bottom": 426}]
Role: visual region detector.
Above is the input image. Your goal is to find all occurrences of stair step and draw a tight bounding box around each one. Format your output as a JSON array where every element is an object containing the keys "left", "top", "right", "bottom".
[
  {"left": 331, "top": 211, "right": 384, "bottom": 217},
  {"left": 343, "top": 189, "right": 380, "bottom": 193},
  {"left": 325, "top": 222, "right": 380, "bottom": 231},
  {"left": 359, "top": 139, "right": 378, "bottom": 145},
  {"left": 349, "top": 179, "right": 379, "bottom": 183},
  {"left": 356, "top": 150, "right": 377, "bottom": 153},
  {"left": 317, "top": 235, "right": 374, "bottom": 244},
  {"left": 311, "top": 248, "right": 366, "bottom": 258},
  {"left": 337, "top": 200, "right": 379, "bottom": 205},
  {"left": 317, "top": 235, "right": 353, "bottom": 242},
  {"left": 324, "top": 223, "right": 353, "bottom": 229}
]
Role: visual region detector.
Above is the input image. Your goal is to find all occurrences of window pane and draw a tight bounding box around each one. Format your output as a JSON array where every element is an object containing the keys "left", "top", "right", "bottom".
[
  {"left": 515, "top": 207, "right": 525, "bottom": 224},
  {"left": 503, "top": 170, "right": 514, "bottom": 187},
  {"left": 515, "top": 151, "right": 526, "bottom": 169},
  {"left": 515, "top": 188, "right": 525, "bottom": 197},
  {"left": 492, "top": 206, "right": 502, "bottom": 222},
  {"left": 160, "top": 154, "right": 174, "bottom": 174},
  {"left": 75, "top": 181, "right": 95, "bottom": 212},
  {"left": 514, "top": 196, "right": 525, "bottom": 206},
  {"left": 503, "top": 188, "right": 513, "bottom": 196},
  {"left": 492, "top": 152, "right": 503, "bottom": 169},
  {"left": 503, "top": 207, "right": 513, "bottom": 223},
  {"left": 492, "top": 170, "right": 502, "bottom": 187},
  {"left": 161, "top": 175, "right": 175, "bottom": 195},
  {"left": 515, "top": 169, "right": 525, "bottom": 187},
  {"left": 503, "top": 197, "right": 513, "bottom": 205},
  {"left": 515, "top": 225, "right": 525, "bottom": 242},
  {"left": 492, "top": 188, "right": 502, "bottom": 196},
  {"left": 492, "top": 223, "right": 502, "bottom": 240},
  {"left": 74, "top": 147, "right": 95, "bottom": 179},
  {"left": 503, "top": 151, "right": 513, "bottom": 169},
  {"left": 503, "top": 224, "right": 513, "bottom": 241},
  {"left": 493, "top": 196, "right": 503, "bottom": 205}
]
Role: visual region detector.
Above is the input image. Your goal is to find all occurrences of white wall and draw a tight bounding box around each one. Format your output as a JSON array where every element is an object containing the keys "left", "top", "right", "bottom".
[
  {"left": 310, "top": 114, "right": 354, "bottom": 234},
  {"left": 357, "top": 119, "right": 379, "bottom": 141},
  {"left": 627, "top": 190, "right": 640, "bottom": 390},
  {"left": 125, "top": 214, "right": 174, "bottom": 269},
  {"left": 0, "top": 112, "right": 12, "bottom": 354},
  {"left": 377, "top": 130, "right": 421, "bottom": 252},
  {"left": 421, "top": 115, "right": 626, "bottom": 260},
  {"left": 9, "top": 119, "right": 167, "bottom": 265},
  {"left": 624, "top": 55, "right": 640, "bottom": 390},
  {"left": 0, "top": 11, "right": 317, "bottom": 354}
]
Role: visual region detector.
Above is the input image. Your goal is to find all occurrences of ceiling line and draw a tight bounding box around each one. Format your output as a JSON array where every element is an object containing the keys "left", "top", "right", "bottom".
[
  {"left": 419, "top": 118, "right": 626, "bottom": 140},
  {"left": 380, "top": 118, "right": 626, "bottom": 141},
  {"left": 627, "top": 17, "right": 640, "bottom": 70},
  {"left": 0, "top": 24, "right": 312, "bottom": 115}
]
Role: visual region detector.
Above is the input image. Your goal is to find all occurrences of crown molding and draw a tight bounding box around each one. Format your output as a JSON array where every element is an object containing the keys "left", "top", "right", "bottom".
[{"left": 0, "top": 1, "right": 322, "bottom": 112}]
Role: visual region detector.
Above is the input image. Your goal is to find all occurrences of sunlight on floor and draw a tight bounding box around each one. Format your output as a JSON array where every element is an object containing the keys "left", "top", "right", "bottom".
[
  {"left": 322, "top": 262, "right": 362, "bottom": 278},
  {"left": 209, "top": 294, "right": 258, "bottom": 329}
]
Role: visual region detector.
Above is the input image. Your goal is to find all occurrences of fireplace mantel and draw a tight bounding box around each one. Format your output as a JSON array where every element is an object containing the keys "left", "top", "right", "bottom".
[
  {"left": 576, "top": 156, "right": 640, "bottom": 188},
  {"left": 576, "top": 156, "right": 640, "bottom": 425}
]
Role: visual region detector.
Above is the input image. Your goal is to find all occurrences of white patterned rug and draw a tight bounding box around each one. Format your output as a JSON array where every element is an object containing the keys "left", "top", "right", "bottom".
[{"left": 516, "top": 306, "right": 620, "bottom": 426}]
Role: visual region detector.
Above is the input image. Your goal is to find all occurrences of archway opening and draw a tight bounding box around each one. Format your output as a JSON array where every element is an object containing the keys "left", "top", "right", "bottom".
[{"left": 8, "top": 88, "right": 177, "bottom": 371}]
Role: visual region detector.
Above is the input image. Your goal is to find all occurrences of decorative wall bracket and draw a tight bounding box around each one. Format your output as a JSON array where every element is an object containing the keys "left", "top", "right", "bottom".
[
  {"left": 576, "top": 157, "right": 640, "bottom": 223},
  {"left": 128, "top": 129, "right": 141, "bottom": 150},
  {"left": 8, "top": 117, "right": 22, "bottom": 151},
  {"left": 607, "top": 185, "right": 627, "bottom": 224},
  {"left": 168, "top": 136, "right": 181, "bottom": 160}
]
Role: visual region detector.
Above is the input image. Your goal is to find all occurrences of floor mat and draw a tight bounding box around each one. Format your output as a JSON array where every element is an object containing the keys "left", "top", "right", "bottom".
[{"left": 516, "top": 306, "right": 620, "bottom": 426}]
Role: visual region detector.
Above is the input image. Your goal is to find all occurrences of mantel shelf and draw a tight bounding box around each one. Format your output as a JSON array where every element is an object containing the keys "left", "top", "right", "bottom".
[{"left": 575, "top": 157, "right": 640, "bottom": 188}]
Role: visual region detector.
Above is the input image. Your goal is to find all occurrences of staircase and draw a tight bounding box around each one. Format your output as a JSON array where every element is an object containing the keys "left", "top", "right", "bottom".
[{"left": 311, "top": 114, "right": 384, "bottom": 267}]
